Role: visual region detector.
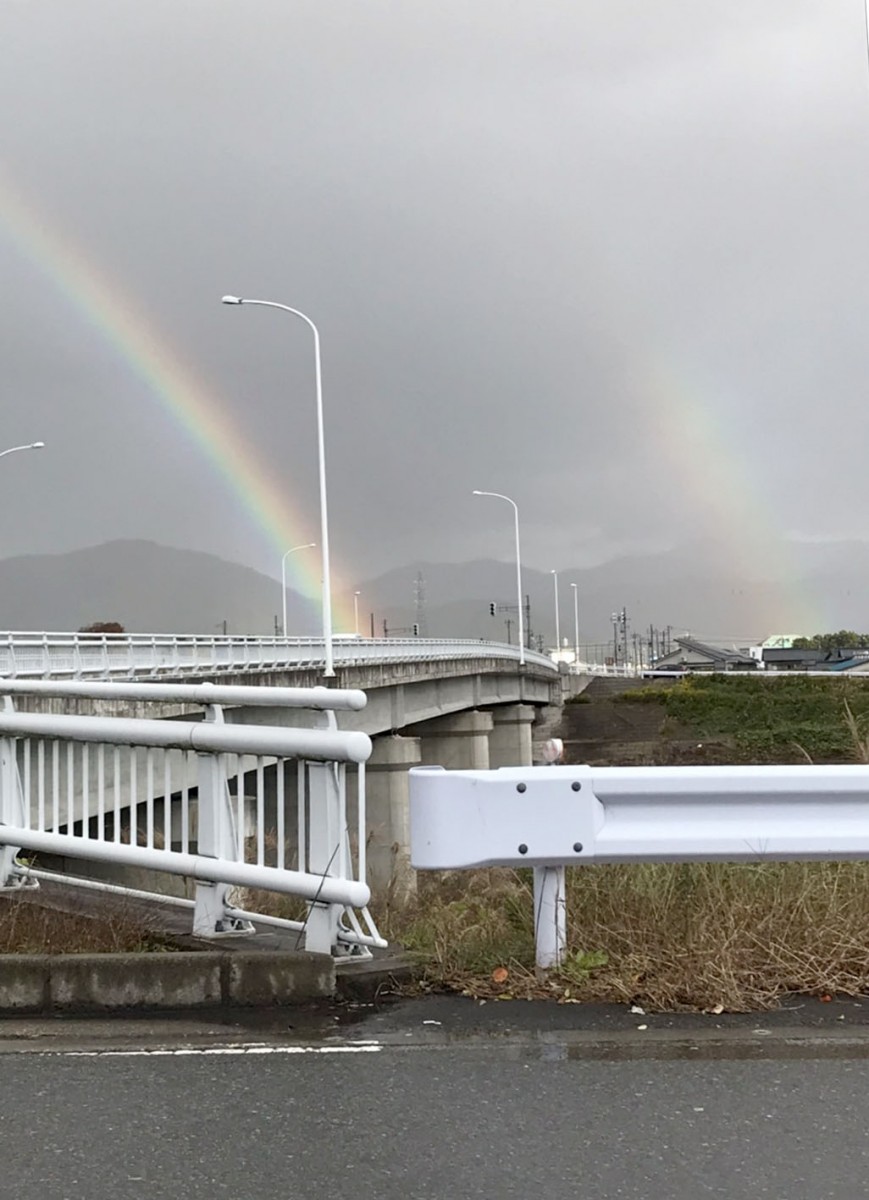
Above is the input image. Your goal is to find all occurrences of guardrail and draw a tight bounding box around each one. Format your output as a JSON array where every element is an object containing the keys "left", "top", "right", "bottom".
[
  {"left": 0, "top": 632, "right": 557, "bottom": 679},
  {"left": 409, "top": 762, "right": 869, "bottom": 970},
  {"left": 0, "top": 681, "right": 384, "bottom": 957}
]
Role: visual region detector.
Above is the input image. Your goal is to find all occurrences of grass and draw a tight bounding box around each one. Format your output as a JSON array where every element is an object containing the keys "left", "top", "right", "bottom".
[
  {"left": 619, "top": 674, "right": 869, "bottom": 762},
  {"left": 0, "top": 895, "right": 174, "bottom": 955},
  {"left": 385, "top": 861, "right": 869, "bottom": 1011}
]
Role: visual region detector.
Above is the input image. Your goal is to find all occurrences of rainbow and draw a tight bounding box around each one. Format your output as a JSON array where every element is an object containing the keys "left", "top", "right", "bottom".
[
  {"left": 0, "top": 169, "right": 355, "bottom": 633},
  {"left": 560, "top": 235, "right": 824, "bottom": 637},
  {"left": 643, "top": 356, "right": 821, "bottom": 635}
]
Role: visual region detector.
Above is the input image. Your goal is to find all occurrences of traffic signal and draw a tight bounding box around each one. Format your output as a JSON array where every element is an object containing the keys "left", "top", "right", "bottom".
[
  {"left": 489, "top": 602, "right": 496, "bottom": 616},
  {"left": 413, "top": 623, "right": 420, "bottom": 636}
]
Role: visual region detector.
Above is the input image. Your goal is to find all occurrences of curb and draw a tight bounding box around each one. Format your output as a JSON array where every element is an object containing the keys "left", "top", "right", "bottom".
[{"left": 0, "top": 951, "right": 335, "bottom": 1014}]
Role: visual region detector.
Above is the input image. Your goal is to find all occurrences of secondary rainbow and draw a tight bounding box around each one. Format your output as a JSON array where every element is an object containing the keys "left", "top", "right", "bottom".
[{"left": 0, "top": 169, "right": 355, "bottom": 633}]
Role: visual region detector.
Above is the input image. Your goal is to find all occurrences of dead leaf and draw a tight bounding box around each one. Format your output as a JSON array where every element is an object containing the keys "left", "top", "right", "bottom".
[{"left": 491, "top": 966, "right": 509, "bottom": 985}]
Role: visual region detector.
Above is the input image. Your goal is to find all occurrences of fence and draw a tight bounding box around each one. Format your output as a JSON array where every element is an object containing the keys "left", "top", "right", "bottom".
[
  {"left": 0, "top": 631, "right": 557, "bottom": 679},
  {"left": 409, "top": 762, "right": 869, "bottom": 970},
  {"left": 0, "top": 680, "right": 385, "bottom": 957}
]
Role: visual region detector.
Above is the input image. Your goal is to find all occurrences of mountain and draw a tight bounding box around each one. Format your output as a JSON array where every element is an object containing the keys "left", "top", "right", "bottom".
[
  {"left": 0, "top": 537, "right": 866, "bottom": 645},
  {"left": 359, "top": 541, "right": 869, "bottom": 647},
  {"left": 0, "top": 540, "right": 316, "bottom": 635}
]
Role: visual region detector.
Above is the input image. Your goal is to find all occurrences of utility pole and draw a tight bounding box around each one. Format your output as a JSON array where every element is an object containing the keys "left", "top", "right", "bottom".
[
  {"left": 505, "top": 617, "right": 513, "bottom": 645},
  {"left": 414, "top": 571, "right": 428, "bottom": 637},
  {"left": 621, "top": 608, "right": 629, "bottom": 667},
  {"left": 369, "top": 612, "right": 375, "bottom": 638}
]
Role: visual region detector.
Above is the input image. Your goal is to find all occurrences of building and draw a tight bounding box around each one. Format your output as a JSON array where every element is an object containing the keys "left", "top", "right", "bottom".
[{"left": 652, "top": 637, "right": 756, "bottom": 673}]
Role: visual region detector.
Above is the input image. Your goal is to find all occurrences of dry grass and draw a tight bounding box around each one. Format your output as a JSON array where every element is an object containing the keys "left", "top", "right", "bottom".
[
  {"left": 0, "top": 895, "right": 172, "bottom": 955},
  {"left": 386, "top": 862, "right": 869, "bottom": 1011}
]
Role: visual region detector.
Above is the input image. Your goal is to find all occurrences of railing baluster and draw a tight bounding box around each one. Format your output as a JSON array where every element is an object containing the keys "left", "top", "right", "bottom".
[
  {"left": 37, "top": 740, "right": 45, "bottom": 832},
  {"left": 129, "top": 747, "right": 138, "bottom": 846},
  {"left": 146, "top": 748, "right": 155, "bottom": 849},
  {"left": 276, "top": 758, "right": 285, "bottom": 871},
  {"left": 97, "top": 744, "right": 105, "bottom": 840},
  {"left": 235, "top": 757, "right": 245, "bottom": 861},
  {"left": 51, "top": 741, "right": 59, "bottom": 831},
  {"left": 113, "top": 746, "right": 121, "bottom": 843},
  {"left": 256, "top": 756, "right": 265, "bottom": 866}
]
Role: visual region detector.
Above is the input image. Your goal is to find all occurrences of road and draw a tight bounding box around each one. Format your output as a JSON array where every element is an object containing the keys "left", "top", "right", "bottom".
[{"left": 2, "top": 996, "right": 869, "bottom": 1199}]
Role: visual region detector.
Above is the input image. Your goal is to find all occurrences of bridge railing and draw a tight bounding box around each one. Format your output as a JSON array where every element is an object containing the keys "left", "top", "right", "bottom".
[
  {"left": 0, "top": 682, "right": 385, "bottom": 957},
  {"left": 410, "top": 762, "right": 869, "bottom": 970},
  {"left": 0, "top": 631, "right": 557, "bottom": 679}
]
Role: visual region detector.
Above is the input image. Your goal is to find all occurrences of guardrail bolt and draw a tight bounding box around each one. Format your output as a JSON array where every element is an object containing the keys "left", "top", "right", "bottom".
[
  {"left": 518, "top": 843, "right": 528, "bottom": 854},
  {"left": 573, "top": 842, "right": 583, "bottom": 852},
  {"left": 571, "top": 781, "right": 581, "bottom": 792},
  {"left": 516, "top": 783, "right": 527, "bottom": 793}
]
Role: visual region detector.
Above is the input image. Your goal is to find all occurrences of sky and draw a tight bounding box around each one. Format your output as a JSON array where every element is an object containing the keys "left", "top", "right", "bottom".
[{"left": 2, "top": 1, "right": 869, "bottom": 614}]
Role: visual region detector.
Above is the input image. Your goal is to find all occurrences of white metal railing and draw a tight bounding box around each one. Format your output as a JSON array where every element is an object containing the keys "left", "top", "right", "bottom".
[
  {"left": 410, "top": 762, "right": 869, "bottom": 971},
  {"left": 0, "top": 681, "right": 385, "bottom": 957},
  {"left": 0, "top": 631, "right": 557, "bottom": 680}
]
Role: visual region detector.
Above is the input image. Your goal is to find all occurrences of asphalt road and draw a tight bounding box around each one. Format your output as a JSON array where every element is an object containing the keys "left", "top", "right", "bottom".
[{"left": 3, "top": 997, "right": 869, "bottom": 1199}]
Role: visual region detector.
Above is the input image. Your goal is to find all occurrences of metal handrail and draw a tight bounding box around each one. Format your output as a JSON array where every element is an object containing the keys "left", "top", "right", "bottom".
[{"left": 0, "top": 632, "right": 558, "bottom": 679}]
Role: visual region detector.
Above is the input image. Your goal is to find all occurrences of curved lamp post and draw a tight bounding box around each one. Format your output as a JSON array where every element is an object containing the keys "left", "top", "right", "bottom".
[
  {"left": 354, "top": 590, "right": 361, "bottom": 637},
  {"left": 472, "top": 490, "right": 525, "bottom": 666},
  {"left": 0, "top": 442, "right": 44, "bottom": 460},
  {"left": 281, "top": 542, "right": 316, "bottom": 638},
  {"left": 222, "top": 296, "right": 335, "bottom": 676},
  {"left": 571, "top": 582, "right": 579, "bottom": 666}
]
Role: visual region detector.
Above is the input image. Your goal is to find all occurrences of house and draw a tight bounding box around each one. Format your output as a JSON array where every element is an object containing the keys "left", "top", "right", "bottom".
[
  {"left": 652, "top": 637, "right": 756, "bottom": 672},
  {"left": 762, "top": 647, "right": 869, "bottom": 672}
]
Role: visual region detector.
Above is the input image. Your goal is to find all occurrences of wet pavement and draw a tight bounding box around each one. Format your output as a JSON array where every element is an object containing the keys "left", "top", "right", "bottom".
[{"left": 3, "top": 996, "right": 869, "bottom": 1197}]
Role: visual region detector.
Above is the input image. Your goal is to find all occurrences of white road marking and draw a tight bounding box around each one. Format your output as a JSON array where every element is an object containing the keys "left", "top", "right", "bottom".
[{"left": 50, "top": 1041, "right": 383, "bottom": 1058}]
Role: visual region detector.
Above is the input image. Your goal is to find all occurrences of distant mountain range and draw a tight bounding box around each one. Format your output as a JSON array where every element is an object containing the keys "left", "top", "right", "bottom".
[{"left": 0, "top": 537, "right": 865, "bottom": 645}]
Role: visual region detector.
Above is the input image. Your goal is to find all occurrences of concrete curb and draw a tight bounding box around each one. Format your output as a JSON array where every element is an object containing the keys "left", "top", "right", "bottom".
[{"left": 0, "top": 951, "right": 335, "bottom": 1014}]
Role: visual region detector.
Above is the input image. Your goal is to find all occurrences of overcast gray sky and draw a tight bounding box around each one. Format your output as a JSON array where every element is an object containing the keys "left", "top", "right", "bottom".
[{"left": 2, "top": 0, "right": 869, "bottom": 604}]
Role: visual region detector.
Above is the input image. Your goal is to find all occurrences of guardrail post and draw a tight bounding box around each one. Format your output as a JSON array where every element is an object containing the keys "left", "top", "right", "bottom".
[
  {"left": 533, "top": 866, "right": 566, "bottom": 970},
  {"left": 305, "top": 762, "right": 342, "bottom": 954},
  {"left": 0, "top": 736, "right": 28, "bottom": 889}
]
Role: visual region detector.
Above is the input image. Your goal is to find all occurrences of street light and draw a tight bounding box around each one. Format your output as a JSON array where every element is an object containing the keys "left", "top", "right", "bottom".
[
  {"left": 551, "top": 569, "right": 560, "bottom": 652},
  {"left": 0, "top": 442, "right": 44, "bottom": 460},
  {"left": 472, "top": 490, "right": 525, "bottom": 666},
  {"left": 354, "top": 590, "right": 361, "bottom": 637},
  {"left": 281, "top": 542, "right": 316, "bottom": 639},
  {"left": 571, "top": 582, "right": 579, "bottom": 667},
  {"left": 222, "top": 295, "right": 335, "bottom": 677}
]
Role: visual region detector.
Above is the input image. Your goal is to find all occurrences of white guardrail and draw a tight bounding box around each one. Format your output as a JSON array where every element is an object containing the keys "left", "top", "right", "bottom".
[
  {"left": 0, "top": 681, "right": 385, "bottom": 957},
  {"left": 409, "top": 763, "right": 869, "bottom": 970},
  {"left": 0, "top": 632, "right": 557, "bottom": 679}
]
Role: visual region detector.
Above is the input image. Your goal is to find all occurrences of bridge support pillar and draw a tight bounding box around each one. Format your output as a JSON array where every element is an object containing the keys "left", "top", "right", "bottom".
[
  {"left": 486, "top": 704, "right": 535, "bottom": 768},
  {"left": 408, "top": 710, "right": 494, "bottom": 770},
  {"left": 364, "top": 735, "right": 422, "bottom": 902}
]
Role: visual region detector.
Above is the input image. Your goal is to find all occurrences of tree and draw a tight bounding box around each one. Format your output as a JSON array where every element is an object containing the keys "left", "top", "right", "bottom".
[
  {"left": 78, "top": 621, "right": 125, "bottom": 634},
  {"left": 793, "top": 631, "right": 869, "bottom": 651}
]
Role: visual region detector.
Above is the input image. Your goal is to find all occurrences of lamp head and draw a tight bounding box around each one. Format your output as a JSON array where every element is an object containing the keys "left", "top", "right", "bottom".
[
  {"left": 30, "top": 442, "right": 45, "bottom": 449},
  {"left": 472, "top": 490, "right": 483, "bottom": 495},
  {"left": 221, "top": 295, "right": 243, "bottom": 305}
]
